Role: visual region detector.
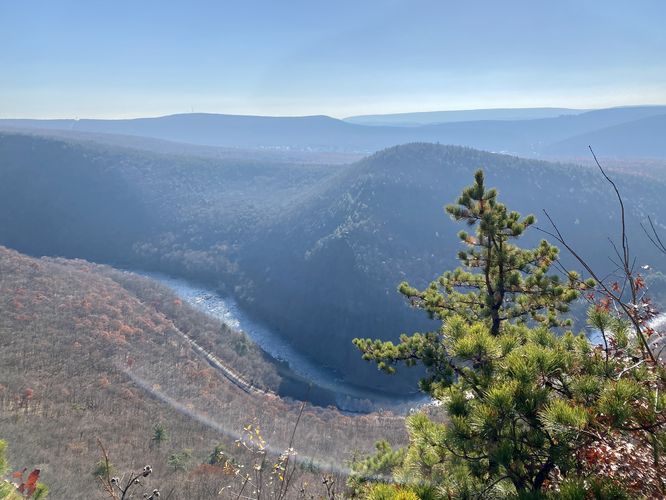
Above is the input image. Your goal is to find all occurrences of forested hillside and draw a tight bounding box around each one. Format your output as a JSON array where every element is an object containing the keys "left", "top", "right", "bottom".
[
  {"left": 0, "top": 246, "right": 406, "bottom": 498},
  {"left": 2, "top": 133, "right": 665, "bottom": 395},
  {"left": 544, "top": 113, "right": 666, "bottom": 157},
  {"left": 4, "top": 1, "right": 666, "bottom": 497},
  {"left": 0, "top": 132, "right": 334, "bottom": 273},
  {"left": 237, "top": 143, "right": 666, "bottom": 388}
]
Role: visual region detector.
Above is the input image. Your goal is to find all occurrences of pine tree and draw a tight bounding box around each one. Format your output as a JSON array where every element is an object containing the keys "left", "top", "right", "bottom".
[
  {"left": 167, "top": 450, "right": 191, "bottom": 473},
  {"left": 353, "top": 170, "right": 666, "bottom": 498},
  {"left": 208, "top": 443, "right": 227, "bottom": 465},
  {"left": 398, "top": 169, "right": 582, "bottom": 337},
  {"left": 355, "top": 170, "right": 588, "bottom": 394},
  {"left": 150, "top": 422, "right": 168, "bottom": 449}
]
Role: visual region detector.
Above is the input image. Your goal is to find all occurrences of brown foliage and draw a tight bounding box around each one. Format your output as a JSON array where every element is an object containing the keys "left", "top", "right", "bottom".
[{"left": 0, "top": 246, "right": 407, "bottom": 498}]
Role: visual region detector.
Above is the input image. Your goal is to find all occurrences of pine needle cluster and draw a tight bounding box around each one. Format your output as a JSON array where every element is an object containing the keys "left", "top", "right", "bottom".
[{"left": 353, "top": 170, "right": 666, "bottom": 498}]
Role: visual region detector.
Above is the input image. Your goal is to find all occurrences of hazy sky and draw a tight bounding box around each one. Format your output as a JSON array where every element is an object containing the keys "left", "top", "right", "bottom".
[{"left": 2, "top": 0, "right": 665, "bottom": 119}]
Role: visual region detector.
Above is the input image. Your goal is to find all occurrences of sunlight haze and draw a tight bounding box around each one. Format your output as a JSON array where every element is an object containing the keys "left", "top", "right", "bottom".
[{"left": 2, "top": 0, "right": 665, "bottom": 118}]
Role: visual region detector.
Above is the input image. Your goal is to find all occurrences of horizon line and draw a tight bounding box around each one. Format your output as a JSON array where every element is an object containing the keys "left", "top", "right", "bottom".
[{"left": 2, "top": 103, "right": 666, "bottom": 122}]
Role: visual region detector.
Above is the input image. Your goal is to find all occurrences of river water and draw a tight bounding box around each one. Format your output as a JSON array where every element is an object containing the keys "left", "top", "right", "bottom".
[
  {"left": 587, "top": 313, "right": 666, "bottom": 346},
  {"left": 137, "top": 271, "right": 427, "bottom": 413},
  {"left": 137, "top": 271, "right": 666, "bottom": 412}
]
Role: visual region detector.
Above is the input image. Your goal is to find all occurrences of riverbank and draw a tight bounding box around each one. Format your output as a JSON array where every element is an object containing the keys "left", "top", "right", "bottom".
[{"left": 130, "top": 270, "right": 428, "bottom": 413}]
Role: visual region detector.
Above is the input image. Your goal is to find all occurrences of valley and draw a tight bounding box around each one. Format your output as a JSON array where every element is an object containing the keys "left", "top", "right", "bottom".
[
  {"left": 0, "top": 247, "right": 410, "bottom": 498},
  {"left": 2, "top": 131, "right": 666, "bottom": 398},
  {"left": 140, "top": 271, "right": 426, "bottom": 412},
  {"left": 3, "top": 3, "right": 665, "bottom": 496},
  {"left": 2, "top": 119, "right": 666, "bottom": 498}
]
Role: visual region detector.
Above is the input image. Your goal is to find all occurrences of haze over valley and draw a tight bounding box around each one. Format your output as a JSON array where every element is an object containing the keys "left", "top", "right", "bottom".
[
  {"left": 2, "top": 1, "right": 666, "bottom": 498},
  {"left": 3, "top": 104, "right": 666, "bottom": 158},
  {"left": 3, "top": 124, "right": 666, "bottom": 395}
]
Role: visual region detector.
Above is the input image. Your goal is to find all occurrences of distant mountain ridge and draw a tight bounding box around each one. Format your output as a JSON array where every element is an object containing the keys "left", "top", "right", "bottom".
[
  {"left": 344, "top": 107, "right": 586, "bottom": 126},
  {"left": 2, "top": 105, "right": 666, "bottom": 158},
  {"left": 543, "top": 113, "right": 666, "bottom": 157}
]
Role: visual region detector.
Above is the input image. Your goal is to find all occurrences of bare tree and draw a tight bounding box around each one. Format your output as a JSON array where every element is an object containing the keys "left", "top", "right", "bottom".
[{"left": 538, "top": 146, "right": 660, "bottom": 363}]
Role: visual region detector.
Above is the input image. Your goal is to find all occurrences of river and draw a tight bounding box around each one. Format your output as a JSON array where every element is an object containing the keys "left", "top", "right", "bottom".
[
  {"left": 138, "top": 271, "right": 666, "bottom": 413},
  {"left": 587, "top": 313, "right": 666, "bottom": 347},
  {"left": 137, "top": 271, "right": 428, "bottom": 413}
]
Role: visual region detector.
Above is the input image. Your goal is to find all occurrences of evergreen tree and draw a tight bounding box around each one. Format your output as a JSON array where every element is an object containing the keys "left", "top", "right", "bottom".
[
  {"left": 167, "top": 450, "right": 191, "bottom": 473},
  {"left": 353, "top": 171, "right": 666, "bottom": 498},
  {"left": 355, "top": 170, "right": 588, "bottom": 394},
  {"left": 398, "top": 169, "right": 582, "bottom": 337},
  {"left": 348, "top": 441, "right": 407, "bottom": 496},
  {"left": 151, "top": 422, "right": 168, "bottom": 449},
  {"left": 208, "top": 443, "right": 227, "bottom": 465}
]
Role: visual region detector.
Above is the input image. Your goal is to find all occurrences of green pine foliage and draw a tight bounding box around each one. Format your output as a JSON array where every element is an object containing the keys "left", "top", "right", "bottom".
[
  {"left": 92, "top": 458, "right": 115, "bottom": 481},
  {"left": 348, "top": 441, "right": 407, "bottom": 495},
  {"left": 167, "top": 450, "right": 192, "bottom": 472},
  {"left": 353, "top": 170, "right": 666, "bottom": 498},
  {"left": 0, "top": 440, "right": 20, "bottom": 500},
  {"left": 396, "top": 169, "right": 587, "bottom": 337},
  {"left": 151, "top": 423, "right": 169, "bottom": 449},
  {"left": 208, "top": 443, "right": 227, "bottom": 465}
]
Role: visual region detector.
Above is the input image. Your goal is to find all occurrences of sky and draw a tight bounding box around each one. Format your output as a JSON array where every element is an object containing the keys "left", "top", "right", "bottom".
[{"left": 1, "top": 0, "right": 665, "bottom": 119}]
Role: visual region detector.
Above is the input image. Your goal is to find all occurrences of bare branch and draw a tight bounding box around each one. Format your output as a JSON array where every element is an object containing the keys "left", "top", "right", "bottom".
[
  {"left": 537, "top": 210, "right": 656, "bottom": 363},
  {"left": 641, "top": 216, "right": 666, "bottom": 255}
]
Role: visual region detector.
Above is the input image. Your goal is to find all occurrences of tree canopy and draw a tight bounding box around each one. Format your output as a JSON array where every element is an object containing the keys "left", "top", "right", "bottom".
[{"left": 354, "top": 170, "right": 666, "bottom": 498}]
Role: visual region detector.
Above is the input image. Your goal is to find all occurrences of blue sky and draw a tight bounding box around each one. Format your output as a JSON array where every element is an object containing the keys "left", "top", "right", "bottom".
[{"left": 1, "top": 0, "right": 665, "bottom": 118}]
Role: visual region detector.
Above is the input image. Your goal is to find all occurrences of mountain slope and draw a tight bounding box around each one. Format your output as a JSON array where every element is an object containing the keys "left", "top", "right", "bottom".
[
  {"left": 2, "top": 134, "right": 666, "bottom": 395},
  {"left": 0, "top": 114, "right": 403, "bottom": 152},
  {"left": 0, "top": 246, "right": 405, "bottom": 498},
  {"left": 3, "top": 105, "right": 666, "bottom": 157},
  {"left": 0, "top": 126, "right": 363, "bottom": 164},
  {"left": 544, "top": 114, "right": 666, "bottom": 157},
  {"left": 0, "top": 132, "right": 336, "bottom": 275},
  {"left": 410, "top": 105, "right": 666, "bottom": 155},
  {"left": 235, "top": 143, "right": 666, "bottom": 389}
]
